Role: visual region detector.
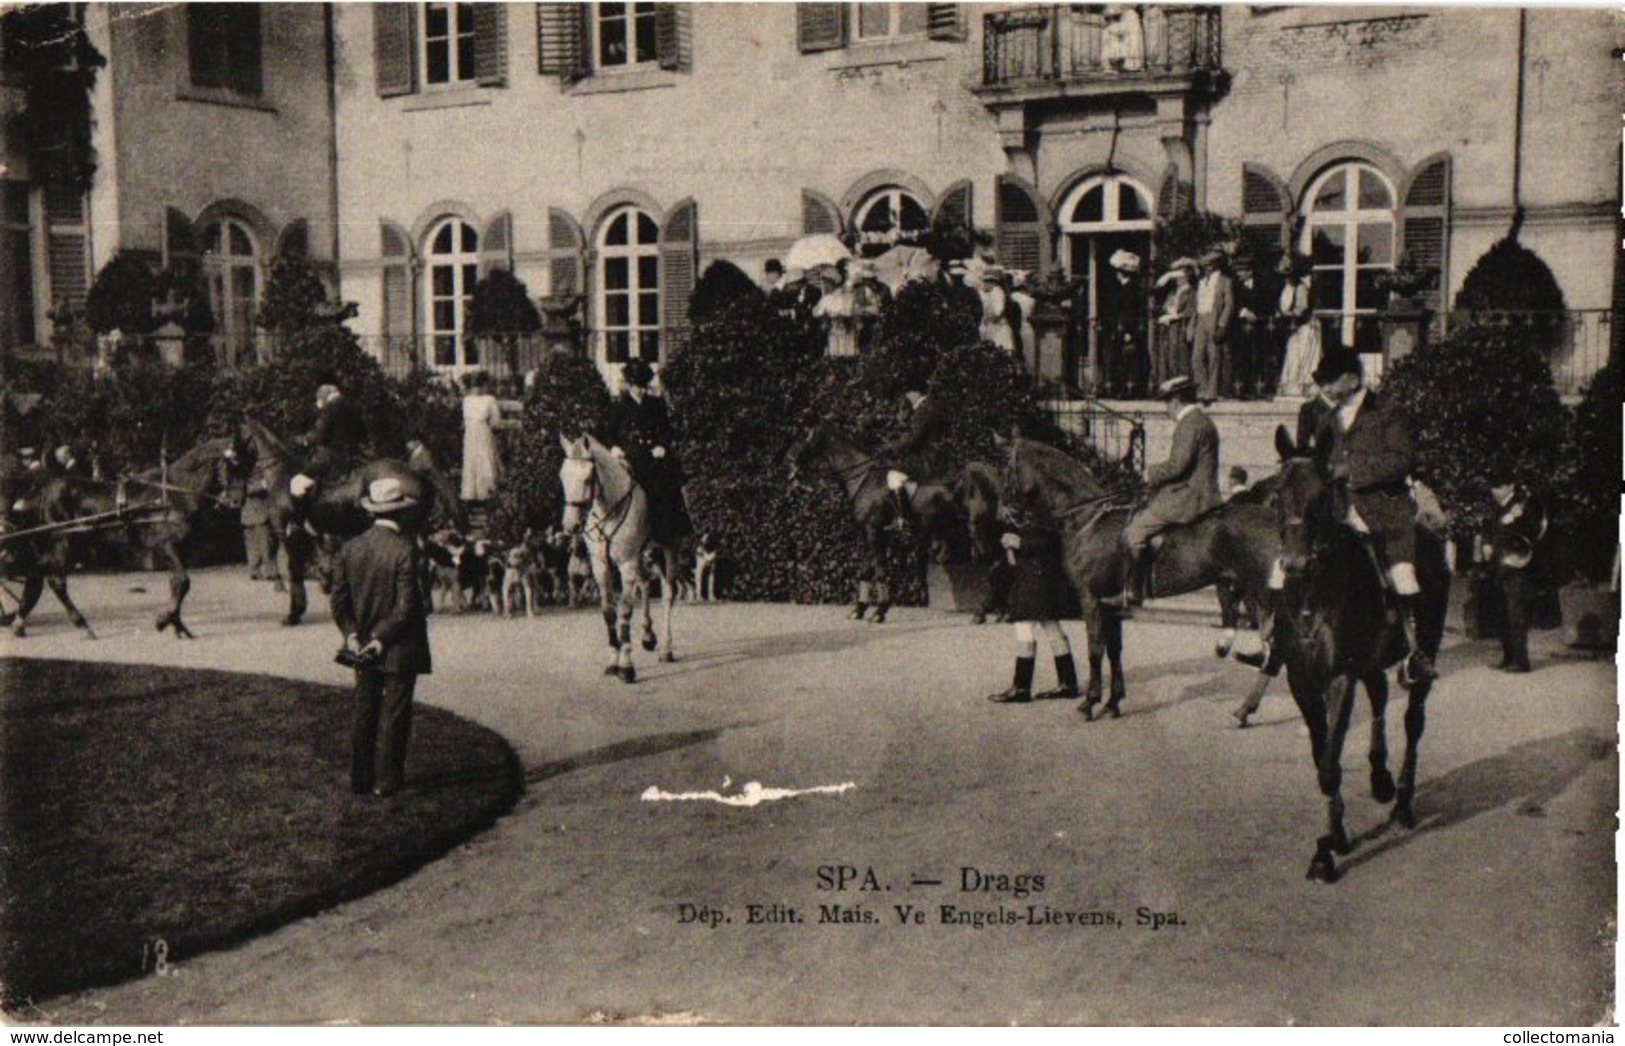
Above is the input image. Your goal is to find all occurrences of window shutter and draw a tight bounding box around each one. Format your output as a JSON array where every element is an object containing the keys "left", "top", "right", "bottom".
[
  {"left": 1400, "top": 154, "right": 1452, "bottom": 314},
  {"left": 926, "top": 3, "right": 966, "bottom": 41},
  {"left": 994, "top": 175, "right": 1050, "bottom": 274},
  {"left": 1156, "top": 168, "right": 1192, "bottom": 221},
  {"left": 655, "top": 3, "right": 691, "bottom": 72},
  {"left": 187, "top": 7, "right": 227, "bottom": 90},
  {"left": 474, "top": 4, "right": 509, "bottom": 86},
  {"left": 43, "top": 185, "right": 88, "bottom": 312},
  {"left": 547, "top": 207, "right": 585, "bottom": 300},
  {"left": 537, "top": 3, "right": 590, "bottom": 79},
  {"left": 801, "top": 189, "right": 843, "bottom": 236},
  {"left": 274, "top": 218, "right": 310, "bottom": 260},
  {"left": 163, "top": 207, "right": 199, "bottom": 270},
  {"left": 233, "top": 5, "right": 264, "bottom": 97},
  {"left": 660, "top": 198, "right": 699, "bottom": 351},
  {"left": 796, "top": 3, "right": 846, "bottom": 52},
  {"left": 1239, "top": 163, "right": 1289, "bottom": 271},
  {"left": 931, "top": 179, "right": 974, "bottom": 236},
  {"left": 380, "top": 221, "right": 415, "bottom": 347},
  {"left": 480, "top": 211, "right": 514, "bottom": 277},
  {"left": 374, "top": 3, "right": 417, "bottom": 97}
]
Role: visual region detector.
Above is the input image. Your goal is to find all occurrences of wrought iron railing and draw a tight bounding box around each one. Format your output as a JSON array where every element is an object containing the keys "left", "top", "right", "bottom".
[{"left": 982, "top": 4, "right": 1223, "bottom": 88}]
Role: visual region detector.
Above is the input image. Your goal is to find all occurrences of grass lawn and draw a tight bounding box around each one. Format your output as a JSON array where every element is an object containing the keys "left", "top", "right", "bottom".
[{"left": 0, "top": 658, "right": 522, "bottom": 1010}]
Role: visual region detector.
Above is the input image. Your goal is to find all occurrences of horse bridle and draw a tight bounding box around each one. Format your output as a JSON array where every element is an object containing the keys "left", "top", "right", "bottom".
[{"left": 564, "top": 457, "right": 637, "bottom": 544}]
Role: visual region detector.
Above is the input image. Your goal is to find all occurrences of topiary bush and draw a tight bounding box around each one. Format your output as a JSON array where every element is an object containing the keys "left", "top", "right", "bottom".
[
  {"left": 688, "top": 260, "right": 765, "bottom": 326},
  {"left": 485, "top": 350, "right": 614, "bottom": 543},
  {"left": 85, "top": 252, "right": 160, "bottom": 337},
  {"left": 466, "top": 268, "right": 542, "bottom": 382},
  {"left": 256, "top": 253, "right": 330, "bottom": 351},
  {"left": 1562, "top": 362, "right": 1620, "bottom": 583},
  {"left": 1383, "top": 323, "right": 1572, "bottom": 539}
]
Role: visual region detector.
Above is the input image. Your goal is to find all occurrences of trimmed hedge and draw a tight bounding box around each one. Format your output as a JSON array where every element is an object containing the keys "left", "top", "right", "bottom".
[{"left": 1384, "top": 322, "right": 1572, "bottom": 540}]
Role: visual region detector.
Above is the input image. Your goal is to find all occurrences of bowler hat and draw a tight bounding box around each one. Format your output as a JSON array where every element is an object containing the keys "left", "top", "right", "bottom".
[
  {"left": 1312, "top": 345, "right": 1362, "bottom": 385},
  {"left": 360, "top": 477, "right": 418, "bottom": 515},
  {"left": 621, "top": 357, "right": 655, "bottom": 387}
]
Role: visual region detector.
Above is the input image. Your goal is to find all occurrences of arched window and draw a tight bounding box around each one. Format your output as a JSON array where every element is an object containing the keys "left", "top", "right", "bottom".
[
  {"left": 424, "top": 217, "right": 479, "bottom": 369},
  {"left": 1300, "top": 162, "right": 1395, "bottom": 352},
  {"left": 202, "top": 216, "right": 261, "bottom": 362},
  {"left": 596, "top": 205, "right": 661, "bottom": 364},
  {"left": 851, "top": 186, "right": 930, "bottom": 257}
]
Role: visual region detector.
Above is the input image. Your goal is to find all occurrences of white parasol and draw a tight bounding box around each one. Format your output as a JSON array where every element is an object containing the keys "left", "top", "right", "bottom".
[{"left": 783, "top": 233, "right": 854, "bottom": 274}]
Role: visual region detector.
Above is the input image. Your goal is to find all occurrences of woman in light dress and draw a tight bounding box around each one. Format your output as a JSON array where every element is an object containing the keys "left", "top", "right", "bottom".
[
  {"left": 1153, "top": 258, "right": 1196, "bottom": 385},
  {"left": 813, "top": 261, "right": 859, "bottom": 357},
  {"left": 977, "top": 264, "right": 1017, "bottom": 353},
  {"left": 460, "top": 370, "right": 503, "bottom": 503},
  {"left": 1275, "top": 256, "right": 1319, "bottom": 397}
]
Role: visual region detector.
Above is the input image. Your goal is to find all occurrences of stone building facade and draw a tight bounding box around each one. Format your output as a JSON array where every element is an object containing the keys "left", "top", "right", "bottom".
[{"left": 4, "top": 3, "right": 1617, "bottom": 396}]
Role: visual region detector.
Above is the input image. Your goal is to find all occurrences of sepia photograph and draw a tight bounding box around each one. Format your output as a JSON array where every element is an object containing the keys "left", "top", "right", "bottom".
[{"left": 0, "top": 0, "right": 1619, "bottom": 1027}]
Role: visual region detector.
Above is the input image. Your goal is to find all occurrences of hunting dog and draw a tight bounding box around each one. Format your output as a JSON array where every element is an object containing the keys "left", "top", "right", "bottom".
[
  {"left": 693, "top": 532, "right": 722, "bottom": 602},
  {"left": 499, "top": 541, "right": 539, "bottom": 617}
]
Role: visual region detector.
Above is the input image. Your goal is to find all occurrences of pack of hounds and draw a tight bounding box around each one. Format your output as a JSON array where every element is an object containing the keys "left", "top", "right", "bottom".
[{"left": 421, "top": 527, "right": 724, "bottom": 616}]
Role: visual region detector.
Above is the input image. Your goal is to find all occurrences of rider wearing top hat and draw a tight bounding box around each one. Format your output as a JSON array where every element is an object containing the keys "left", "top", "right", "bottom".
[
  {"left": 1108, "top": 374, "right": 1221, "bottom": 610},
  {"left": 605, "top": 357, "right": 692, "bottom": 544},
  {"left": 1304, "top": 344, "right": 1436, "bottom": 683}
]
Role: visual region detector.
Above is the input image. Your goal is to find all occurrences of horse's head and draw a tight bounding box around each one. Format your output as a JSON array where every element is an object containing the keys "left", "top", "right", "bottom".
[
  {"left": 952, "top": 462, "right": 1003, "bottom": 563},
  {"left": 785, "top": 425, "right": 829, "bottom": 487},
  {"left": 212, "top": 431, "right": 257, "bottom": 510},
  {"left": 557, "top": 433, "right": 598, "bottom": 534},
  {"left": 1272, "top": 424, "right": 1331, "bottom": 578}
]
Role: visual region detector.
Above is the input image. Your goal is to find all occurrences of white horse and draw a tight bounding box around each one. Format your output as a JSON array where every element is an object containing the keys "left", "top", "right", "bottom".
[{"left": 558, "top": 434, "right": 678, "bottom": 682}]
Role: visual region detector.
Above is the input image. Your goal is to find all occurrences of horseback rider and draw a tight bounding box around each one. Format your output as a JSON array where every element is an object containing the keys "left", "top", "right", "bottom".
[
  {"left": 878, "top": 385, "right": 949, "bottom": 532},
  {"left": 1106, "top": 375, "right": 1221, "bottom": 610},
  {"left": 604, "top": 357, "right": 692, "bottom": 544},
  {"left": 289, "top": 378, "right": 367, "bottom": 529},
  {"left": 1316, "top": 346, "right": 1436, "bottom": 682}
]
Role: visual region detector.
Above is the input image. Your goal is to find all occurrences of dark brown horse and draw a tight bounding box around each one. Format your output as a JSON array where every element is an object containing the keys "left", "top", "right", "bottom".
[
  {"left": 3, "top": 437, "right": 247, "bottom": 638},
  {"left": 786, "top": 424, "right": 957, "bottom": 624},
  {"left": 1270, "top": 426, "right": 1449, "bottom": 882},
  {"left": 993, "top": 434, "right": 1282, "bottom": 719},
  {"left": 237, "top": 418, "right": 463, "bottom": 626}
]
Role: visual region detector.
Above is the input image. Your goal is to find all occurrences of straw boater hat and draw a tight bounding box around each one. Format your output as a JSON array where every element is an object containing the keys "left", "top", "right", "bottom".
[
  {"left": 360, "top": 477, "right": 418, "bottom": 515},
  {"left": 1109, "top": 249, "right": 1141, "bottom": 274},
  {"left": 1200, "top": 248, "right": 1227, "bottom": 266},
  {"left": 1157, "top": 375, "right": 1198, "bottom": 401}
]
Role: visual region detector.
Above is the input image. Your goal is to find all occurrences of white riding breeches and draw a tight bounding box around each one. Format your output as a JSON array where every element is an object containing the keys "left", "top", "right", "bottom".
[{"left": 290, "top": 474, "right": 316, "bottom": 498}]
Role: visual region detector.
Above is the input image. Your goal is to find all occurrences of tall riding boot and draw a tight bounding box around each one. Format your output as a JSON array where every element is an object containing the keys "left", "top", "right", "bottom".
[
  {"left": 1398, "top": 594, "right": 1438, "bottom": 686},
  {"left": 988, "top": 655, "right": 1035, "bottom": 703},
  {"left": 1037, "top": 652, "right": 1080, "bottom": 700}
]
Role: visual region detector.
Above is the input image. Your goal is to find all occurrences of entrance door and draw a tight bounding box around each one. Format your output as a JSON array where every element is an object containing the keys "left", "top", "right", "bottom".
[{"left": 1058, "top": 175, "right": 1153, "bottom": 397}]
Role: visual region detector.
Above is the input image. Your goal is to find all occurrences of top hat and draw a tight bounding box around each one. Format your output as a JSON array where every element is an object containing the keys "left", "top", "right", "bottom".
[
  {"left": 621, "top": 357, "right": 656, "bottom": 387},
  {"left": 360, "top": 477, "right": 418, "bottom": 515}
]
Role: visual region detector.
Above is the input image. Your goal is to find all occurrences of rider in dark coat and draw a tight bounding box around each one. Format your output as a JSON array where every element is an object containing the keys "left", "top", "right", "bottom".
[
  {"left": 877, "top": 387, "right": 950, "bottom": 532},
  {"left": 1314, "top": 345, "right": 1435, "bottom": 683},
  {"left": 604, "top": 357, "right": 692, "bottom": 544}
]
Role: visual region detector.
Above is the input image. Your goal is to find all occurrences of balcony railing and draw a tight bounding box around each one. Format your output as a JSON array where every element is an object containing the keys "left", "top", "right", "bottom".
[{"left": 982, "top": 4, "right": 1223, "bottom": 89}]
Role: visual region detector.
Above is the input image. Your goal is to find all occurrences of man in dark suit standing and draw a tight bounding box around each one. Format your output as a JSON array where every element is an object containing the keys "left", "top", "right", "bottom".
[
  {"left": 329, "top": 476, "right": 432, "bottom": 798},
  {"left": 1108, "top": 374, "right": 1221, "bottom": 610},
  {"left": 1483, "top": 479, "right": 1548, "bottom": 673}
]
